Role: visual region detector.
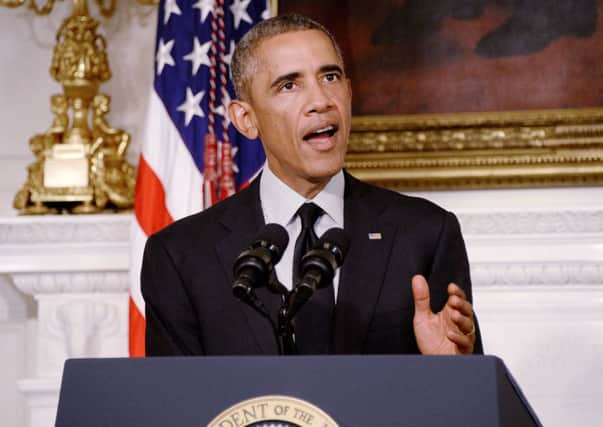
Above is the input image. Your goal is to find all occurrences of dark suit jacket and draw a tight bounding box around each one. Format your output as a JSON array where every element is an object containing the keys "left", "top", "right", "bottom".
[{"left": 142, "top": 172, "right": 483, "bottom": 355}]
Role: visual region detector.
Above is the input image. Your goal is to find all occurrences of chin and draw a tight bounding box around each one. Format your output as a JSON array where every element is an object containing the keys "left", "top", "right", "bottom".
[{"left": 307, "top": 164, "right": 343, "bottom": 182}]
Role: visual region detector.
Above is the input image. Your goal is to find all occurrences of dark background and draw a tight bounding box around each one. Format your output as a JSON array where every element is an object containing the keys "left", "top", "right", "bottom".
[{"left": 279, "top": 0, "right": 603, "bottom": 116}]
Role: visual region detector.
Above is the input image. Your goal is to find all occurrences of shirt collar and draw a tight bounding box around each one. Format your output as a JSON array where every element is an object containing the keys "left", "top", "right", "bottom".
[{"left": 260, "top": 164, "right": 345, "bottom": 227}]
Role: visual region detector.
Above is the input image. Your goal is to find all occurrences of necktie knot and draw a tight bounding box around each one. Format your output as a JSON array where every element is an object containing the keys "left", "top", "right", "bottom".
[{"left": 296, "top": 202, "right": 323, "bottom": 230}]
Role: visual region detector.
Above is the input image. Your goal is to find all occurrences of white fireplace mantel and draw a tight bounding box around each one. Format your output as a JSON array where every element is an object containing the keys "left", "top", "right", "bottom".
[
  {"left": 0, "top": 214, "right": 131, "bottom": 427},
  {"left": 1, "top": 197, "right": 602, "bottom": 427}
]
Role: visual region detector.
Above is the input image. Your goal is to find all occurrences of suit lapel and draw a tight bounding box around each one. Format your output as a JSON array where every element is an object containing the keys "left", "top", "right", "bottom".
[
  {"left": 215, "top": 177, "right": 282, "bottom": 354},
  {"left": 334, "top": 173, "right": 397, "bottom": 353}
]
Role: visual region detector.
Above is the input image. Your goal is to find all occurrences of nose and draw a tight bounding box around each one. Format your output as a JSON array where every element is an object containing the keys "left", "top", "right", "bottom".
[{"left": 305, "top": 80, "right": 334, "bottom": 114}]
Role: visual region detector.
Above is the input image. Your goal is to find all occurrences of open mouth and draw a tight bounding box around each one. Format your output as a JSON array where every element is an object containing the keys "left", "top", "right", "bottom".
[{"left": 303, "top": 124, "right": 338, "bottom": 141}]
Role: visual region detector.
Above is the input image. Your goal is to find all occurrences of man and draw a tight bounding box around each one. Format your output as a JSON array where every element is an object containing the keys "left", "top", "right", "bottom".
[{"left": 142, "top": 14, "right": 483, "bottom": 356}]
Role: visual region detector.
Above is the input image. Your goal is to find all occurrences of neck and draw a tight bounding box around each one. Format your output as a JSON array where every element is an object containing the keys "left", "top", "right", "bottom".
[
  {"left": 279, "top": 175, "right": 330, "bottom": 200},
  {"left": 295, "top": 180, "right": 329, "bottom": 200},
  {"left": 266, "top": 165, "right": 333, "bottom": 200}
]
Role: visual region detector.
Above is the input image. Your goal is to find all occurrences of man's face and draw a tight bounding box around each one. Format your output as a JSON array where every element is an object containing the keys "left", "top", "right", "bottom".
[{"left": 233, "top": 30, "right": 352, "bottom": 196}]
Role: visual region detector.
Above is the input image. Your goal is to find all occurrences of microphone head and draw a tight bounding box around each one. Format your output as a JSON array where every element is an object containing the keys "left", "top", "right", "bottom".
[
  {"left": 316, "top": 227, "right": 350, "bottom": 266},
  {"left": 252, "top": 223, "right": 289, "bottom": 263},
  {"left": 232, "top": 223, "right": 289, "bottom": 295},
  {"left": 298, "top": 227, "right": 350, "bottom": 290}
]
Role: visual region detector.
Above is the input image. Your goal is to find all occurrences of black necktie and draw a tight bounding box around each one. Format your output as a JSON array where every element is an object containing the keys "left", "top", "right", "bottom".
[{"left": 292, "top": 203, "right": 335, "bottom": 354}]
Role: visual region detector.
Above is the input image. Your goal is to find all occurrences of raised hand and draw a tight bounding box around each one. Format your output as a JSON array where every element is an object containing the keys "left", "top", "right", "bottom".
[{"left": 411, "top": 274, "right": 476, "bottom": 355}]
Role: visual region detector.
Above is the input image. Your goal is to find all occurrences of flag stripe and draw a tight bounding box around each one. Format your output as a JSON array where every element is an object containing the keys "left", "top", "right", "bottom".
[
  {"left": 141, "top": 91, "right": 203, "bottom": 220},
  {"left": 129, "top": 0, "right": 269, "bottom": 357},
  {"left": 135, "top": 155, "right": 174, "bottom": 237},
  {"left": 130, "top": 220, "right": 150, "bottom": 315},
  {"left": 128, "top": 297, "right": 146, "bottom": 357}
]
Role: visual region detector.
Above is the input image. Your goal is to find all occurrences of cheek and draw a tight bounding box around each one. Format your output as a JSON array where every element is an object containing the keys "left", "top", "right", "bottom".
[
  {"left": 257, "top": 119, "right": 298, "bottom": 157},
  {"left": 265, "top": 113, "right": 299, "bottom": 140},
  {"left": 263, "top": 119, "right": 294, "bottom": 142},
  {"left": 258, "top": 101, "right": 293, "bottom": 126}
]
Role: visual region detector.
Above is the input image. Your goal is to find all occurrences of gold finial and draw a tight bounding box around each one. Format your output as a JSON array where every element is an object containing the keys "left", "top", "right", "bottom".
[{"left": 6, "top": 0, "right": 137, "bottom": 214}]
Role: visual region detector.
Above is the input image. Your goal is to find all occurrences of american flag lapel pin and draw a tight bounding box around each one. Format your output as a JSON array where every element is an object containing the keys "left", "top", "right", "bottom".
[{"left": 368, "top": 232, "right": 382, "bottom": 240}]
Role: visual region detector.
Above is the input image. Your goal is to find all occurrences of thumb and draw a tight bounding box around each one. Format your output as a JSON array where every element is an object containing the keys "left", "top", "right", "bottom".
[{"left": 412, "top": 274, "right": 432, "bottom": 318}]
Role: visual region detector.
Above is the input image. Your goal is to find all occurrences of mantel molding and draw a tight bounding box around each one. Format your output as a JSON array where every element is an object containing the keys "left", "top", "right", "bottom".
[
  {"left": 1, "top": 209, "right": 600, "bottom": 245},
  {"left": 0, "top": 214, "right": 132, "bottom": 275},
  {"left": 1, "top": 209, "right": 602, "bottom": 290},
  {"left": 472, "top": 262, "right": 603, "bottom": 287},
  {"left": 457, "top": 209, "right": 603, "bottom": 235},
  {"left": 0, "top": 214, "right": 131, "bottom": 245},
  {"left": 11, "top": 272, "right": 129, "bottom": 295}
]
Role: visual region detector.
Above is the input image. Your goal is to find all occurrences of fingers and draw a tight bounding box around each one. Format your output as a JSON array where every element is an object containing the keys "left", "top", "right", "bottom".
[
  {"left": 411, "top": 276, "right": 476, "bottom": 354},
  {"left": 447, "top": 291, "right": 473, "bottom": 318},
  {"left": 449, "top": 304, "right": 474, "bottom": 336},
  {"left": 446, "top": 282, "right": 475, "bottom": 333},
  {"left": 446, "top": 328, "right": 476, "bottom": 354},
  {"left": 447, "top": 282, "right": 467, "bottom": 301},
  {"left": 411, "top": 275, "right": 432, "bottom": 318}
]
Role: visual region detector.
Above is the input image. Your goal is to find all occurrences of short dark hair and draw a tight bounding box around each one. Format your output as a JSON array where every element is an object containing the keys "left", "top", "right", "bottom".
[{"left": 231, "top": 13, "right": 345, "bottom": 100}]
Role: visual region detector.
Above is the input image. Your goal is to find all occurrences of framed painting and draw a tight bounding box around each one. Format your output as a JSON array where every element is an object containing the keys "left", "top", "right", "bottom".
[{"left": 274, "top": 0, "right": 603, "bottom": 190}]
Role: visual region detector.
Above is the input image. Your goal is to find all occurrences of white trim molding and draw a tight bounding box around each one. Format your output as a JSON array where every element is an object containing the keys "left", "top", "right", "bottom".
[
  {"left": 0, "top": 204, "right": 602, "bottom": 427},
  {"left": 0, "top": 214, "right": 132, "bottom": 245},
  {"left": 472, "top": 262, "right": 603, "bottom": 287},
  {"left": 12, "top": 272, "right": 129, "bottom": 295},
  {"left": 1, "top": 214, "right": 131, "bottom": 427},
  {"left": 458, "top": 209, "right": 603, "bottom": 235}
]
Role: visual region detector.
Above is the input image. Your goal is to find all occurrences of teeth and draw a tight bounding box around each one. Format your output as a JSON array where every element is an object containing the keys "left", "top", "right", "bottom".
[
  {"left": 315, "top": 125, "right": 334, "bottom": 134},
  {"left": 304, "top": 125, "right": 336, "bottom": 141}
]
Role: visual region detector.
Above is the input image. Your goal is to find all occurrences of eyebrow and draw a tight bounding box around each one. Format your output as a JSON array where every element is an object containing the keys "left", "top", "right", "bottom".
[
  {"left": 319, "top": 64, "right": 344, "bottom": 75},
  {"left": 269, "top": 64, "right": 345, "bottom": 90},
  {"left": 270, "top": 71, "right": 301, "bottom": 90}
]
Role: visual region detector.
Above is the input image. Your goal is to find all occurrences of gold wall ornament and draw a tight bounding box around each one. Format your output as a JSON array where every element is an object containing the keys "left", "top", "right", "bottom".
[
  {"left": 344, "top": 108, "right": 603, "bottom": 191},
  {"left": 7, "top": 0, "right": 136, "bottom": 214}
]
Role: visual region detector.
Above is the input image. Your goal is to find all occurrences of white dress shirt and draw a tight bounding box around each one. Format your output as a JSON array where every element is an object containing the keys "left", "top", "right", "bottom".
[{"left": 259, "top": 164, "right": 345, "bottom": 301}]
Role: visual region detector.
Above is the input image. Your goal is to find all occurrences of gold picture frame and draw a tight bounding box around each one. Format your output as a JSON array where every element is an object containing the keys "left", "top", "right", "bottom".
[
  {"left": 274, "top": 1, "right": 603, "bottom": 190},
  {"left": 345, "top": 108, "right": 603, "bottom": 190}
]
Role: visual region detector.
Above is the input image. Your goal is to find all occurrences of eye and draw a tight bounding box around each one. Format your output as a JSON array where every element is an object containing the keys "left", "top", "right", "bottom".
[
  {"left": 323, "top": 72, "right": 340, "bottom": 82},
  {"left": 280, "top": 81, "right": 296, "bottom": 91}
]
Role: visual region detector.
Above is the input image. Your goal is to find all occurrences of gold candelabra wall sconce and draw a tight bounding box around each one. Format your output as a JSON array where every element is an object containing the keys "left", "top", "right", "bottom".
[{"left": 3, "top": 0, "right": 148, "bottom": 214}]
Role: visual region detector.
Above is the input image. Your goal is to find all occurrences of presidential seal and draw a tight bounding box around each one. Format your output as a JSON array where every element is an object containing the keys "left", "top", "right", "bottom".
[{"left": 207, "top": 395, "right": 339, "bottom": 427}]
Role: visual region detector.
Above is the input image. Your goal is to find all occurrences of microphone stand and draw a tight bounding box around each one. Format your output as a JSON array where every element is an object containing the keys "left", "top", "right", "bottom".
[
  {"left": 277, "top": 305, "right": 297, "bottom": 355},
  {"left": 277, "top": 283, "right": 316, "bottom": 356},
  {"left": 235, "top": 286, "right": 284, "bottom": 355},
  {"left": 267, "top": 274, "right": 299, "bottom": 355},
  {"left": 234, "top": 274, "right": 315, "bottom": 356}
]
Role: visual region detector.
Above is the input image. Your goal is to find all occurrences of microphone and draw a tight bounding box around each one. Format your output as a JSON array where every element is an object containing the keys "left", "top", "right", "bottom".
[
  {"left": 286, "top": 227, "right": 350, "bottom": 320},
  {"left": 232, "top": 223, "right": 289, "bottom": 302}
]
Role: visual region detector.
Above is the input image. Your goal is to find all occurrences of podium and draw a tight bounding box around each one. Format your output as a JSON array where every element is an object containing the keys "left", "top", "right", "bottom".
[{"left": 55, "top": 355, "right": 540, "bottom": 427}]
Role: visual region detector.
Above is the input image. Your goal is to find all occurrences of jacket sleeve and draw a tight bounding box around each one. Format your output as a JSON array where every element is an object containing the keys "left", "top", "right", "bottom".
[
  {"left": 426, "top": 211, "right": 484, "bottom": 354},
  {"left": 141, "top": 234, "right": 205, "bottom": 356}
]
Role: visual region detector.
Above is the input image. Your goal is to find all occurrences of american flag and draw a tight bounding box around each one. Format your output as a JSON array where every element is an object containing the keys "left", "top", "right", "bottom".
[{"left": 129, "top": 0, "right": 270, "bottom": 356}]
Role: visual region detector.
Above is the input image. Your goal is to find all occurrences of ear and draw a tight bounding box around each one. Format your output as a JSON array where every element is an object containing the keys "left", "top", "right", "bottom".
[{"left": 228, "top": 100, "right": 259, "bottom": 140}]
